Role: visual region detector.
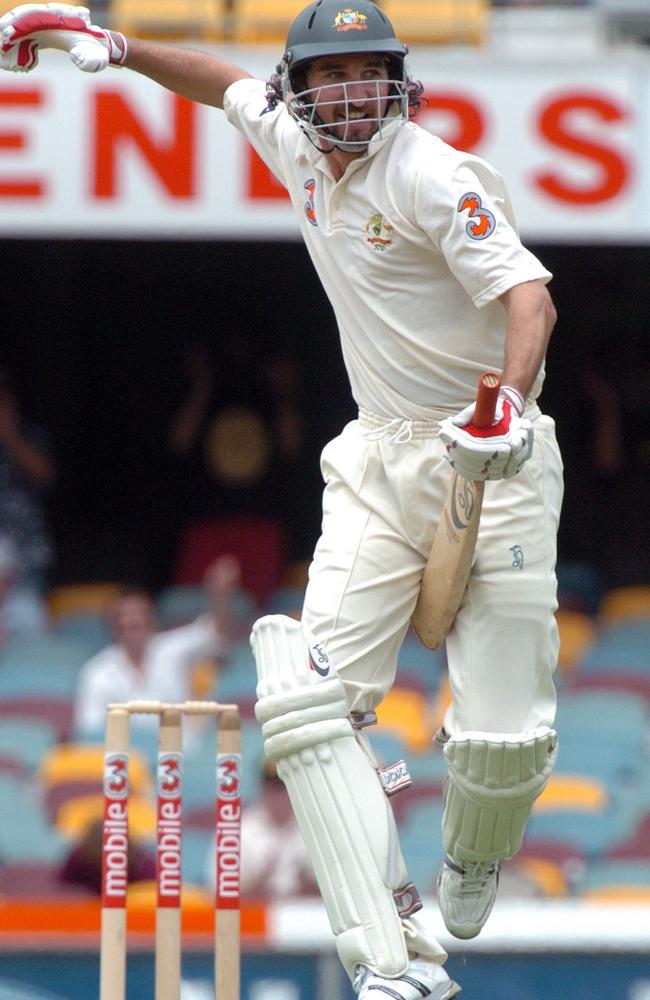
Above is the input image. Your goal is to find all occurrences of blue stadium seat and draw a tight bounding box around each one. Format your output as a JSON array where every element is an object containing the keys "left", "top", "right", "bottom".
[
  {"left": 0, "top": 635, "right": 94, "bottom": 698},
  {"left": 397, "top": 637, "right": 446, "bottom": 693},
  {"left": 398, "top": 799, "right": 445, "bottom": 895},
  {"left": 0, "top": 773, "right": 68, "bottom": 863},
  {"left": 0, "top": 717, "right": 59, "bottom": 772},
  {"left": 577, "top": 620, "right": 650, "bottom": 673}
]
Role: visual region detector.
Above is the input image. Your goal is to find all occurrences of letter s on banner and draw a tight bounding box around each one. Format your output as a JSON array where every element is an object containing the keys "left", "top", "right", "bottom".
[{"left": 533, "top": 91, "right": 631, "bottom": 206}]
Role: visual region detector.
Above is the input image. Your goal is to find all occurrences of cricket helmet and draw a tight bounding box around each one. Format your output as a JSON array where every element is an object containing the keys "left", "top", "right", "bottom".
[{"left": 278, "top": 0, "right": 410, "bottom": 151}]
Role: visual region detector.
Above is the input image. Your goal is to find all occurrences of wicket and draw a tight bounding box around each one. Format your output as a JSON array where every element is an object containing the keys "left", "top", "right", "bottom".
[{"left": 100, "top": 700, "right": 242, "bottom": 1000}]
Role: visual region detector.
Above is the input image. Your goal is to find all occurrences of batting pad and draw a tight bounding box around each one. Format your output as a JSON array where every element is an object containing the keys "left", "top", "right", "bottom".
[
  {"left": 442, "top": 727, "right": 558, "bottom": 864},
  {"left": 251, "top": 615, "right": 446, "bottom": 981}
]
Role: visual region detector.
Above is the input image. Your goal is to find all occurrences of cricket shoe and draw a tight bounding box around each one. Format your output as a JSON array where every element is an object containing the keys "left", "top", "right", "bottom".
[
  {"left": 354, "top": 957, "right": 461, "bottom": 999},
  {"left": 437, "top": 855, "right": 499, "bottom": 940}
]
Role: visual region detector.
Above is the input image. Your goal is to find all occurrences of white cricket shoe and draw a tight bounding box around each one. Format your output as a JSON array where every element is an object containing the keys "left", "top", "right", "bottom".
[
  {"left": 354, "top": 957, "right": 461, "bottom": 999},
  {"left": 437, "top": 855, "right": 499, "bottom": 940}
]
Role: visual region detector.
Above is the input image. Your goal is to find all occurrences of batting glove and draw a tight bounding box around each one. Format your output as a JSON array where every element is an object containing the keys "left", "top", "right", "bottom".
[
  {"left": 439, "top": 386, "right": 534, "bottom": 481},
  {"left": 0, "top": 3, "right": 127, "bottom": 73}
]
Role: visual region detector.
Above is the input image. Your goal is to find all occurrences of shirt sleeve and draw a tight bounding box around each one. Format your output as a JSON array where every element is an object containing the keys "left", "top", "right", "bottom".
[
  {"left": 413, "top": 152, "right": 552, "bottom": 308},
  {"left": 223, "top": 77, "right": 298, "bottom": 191}
]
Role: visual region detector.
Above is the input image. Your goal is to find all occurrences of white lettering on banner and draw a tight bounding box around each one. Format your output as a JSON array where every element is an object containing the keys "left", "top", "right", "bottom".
[{"left": 0, "top": 51, "right": 644, "bottom": 239}]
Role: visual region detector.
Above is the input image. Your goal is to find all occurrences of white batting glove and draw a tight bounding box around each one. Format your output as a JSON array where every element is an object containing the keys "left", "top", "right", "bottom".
[
  {"left": 0, "top": 3, "right": 127, "bottom": 73},
  {"left": 439, "top": 386, "right": 534, "bottom": 481}
]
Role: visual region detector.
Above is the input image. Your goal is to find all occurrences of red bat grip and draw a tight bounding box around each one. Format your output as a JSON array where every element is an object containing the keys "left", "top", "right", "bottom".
[{"left": 472, "top": 371, "right": 501, "bottom": 428}]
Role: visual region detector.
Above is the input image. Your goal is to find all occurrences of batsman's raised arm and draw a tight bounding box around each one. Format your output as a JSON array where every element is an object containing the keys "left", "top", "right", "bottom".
[
  {"left": 124, "top": 37, "right": 251, "bottom": 108},
  {"left": 0, "top": 2, "right": 251, "bottom": 107}
]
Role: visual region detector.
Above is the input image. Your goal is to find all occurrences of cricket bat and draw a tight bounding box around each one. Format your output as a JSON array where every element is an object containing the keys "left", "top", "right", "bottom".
[{"left": 411, "top": 371, "right": 501, "bottom": 650}]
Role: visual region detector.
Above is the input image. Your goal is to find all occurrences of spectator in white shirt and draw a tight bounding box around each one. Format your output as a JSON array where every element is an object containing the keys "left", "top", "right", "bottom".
[{"left": 74, "top": 554, "right": 241, "bottom": 737}]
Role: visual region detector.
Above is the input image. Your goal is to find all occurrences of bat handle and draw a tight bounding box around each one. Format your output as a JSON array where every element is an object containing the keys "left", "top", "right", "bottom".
[{"left": 472, "top": 371, "right": 501, "bottom": 428}]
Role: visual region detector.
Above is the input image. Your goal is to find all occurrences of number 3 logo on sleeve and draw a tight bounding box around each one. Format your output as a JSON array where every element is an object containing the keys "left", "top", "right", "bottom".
[{"left": 457, "top": 192, "right": 496, "bottom": 240}]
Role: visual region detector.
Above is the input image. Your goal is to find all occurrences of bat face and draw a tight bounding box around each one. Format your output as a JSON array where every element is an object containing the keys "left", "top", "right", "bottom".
[{"left": 411, "top": 372, "right": 500, "bottom": 650}]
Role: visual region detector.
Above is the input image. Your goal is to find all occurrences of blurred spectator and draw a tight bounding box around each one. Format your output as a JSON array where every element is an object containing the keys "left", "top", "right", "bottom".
[
  {"left": 0, "top": 367, "right": 56, "bottom": 590},
  {"left": 73, "top": 555, "right": 241, "bottom": 736},
  {"left": 58, "top": 817, "right": 155, "bottom": 895},
  {"left": 165, "top": 338, "right": 318, "bottom": 562},
  {"left": 0, "top": 534, "right": 49, "bottom": 645},
  {"left": 207, "top": 758, "right": 318, "bottom": 900}
]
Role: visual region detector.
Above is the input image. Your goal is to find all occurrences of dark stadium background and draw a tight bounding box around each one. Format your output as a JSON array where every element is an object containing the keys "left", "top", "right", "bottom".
[{"left": 2, "top": 238, "right": 648, "bottom": 594}]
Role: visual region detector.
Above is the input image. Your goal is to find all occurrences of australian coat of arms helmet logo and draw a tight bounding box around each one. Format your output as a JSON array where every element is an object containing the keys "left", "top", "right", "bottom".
[{"left": 333, "top": 9, "right": 368, "bottom": 31}]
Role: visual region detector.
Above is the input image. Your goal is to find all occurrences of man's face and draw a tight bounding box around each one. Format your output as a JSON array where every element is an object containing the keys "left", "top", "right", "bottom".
[
  {"left": 304, "top": 53, "right": 391, "bottom": 146},
  {"left": 110, "top": 594, "right": 155, "bottom": 651}
]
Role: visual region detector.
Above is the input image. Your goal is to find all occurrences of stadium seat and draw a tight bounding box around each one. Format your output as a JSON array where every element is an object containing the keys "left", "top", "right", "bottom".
[
  {"left": 0, "top": 717, "right": 59, "bottom": 772},
  {"left": 565, "top": 671, "right": 650, "bottom": 710},
  {"left": 555, "top": 689, "right": 649, "bottom": 736},
  {"left": 55, "top": 793, "right": 157, "bottom": 841},
  {"left": 534, "top": 773, "right": 608, "bottom": 814},
  {"left": 0, "top": 774, "right": 69, "bottom": 863},
  {"left": 526, "top": 801, "right": 642, "bottom": 858},
  {"left": 578, "top": 860, "right": 650, "bottom": 902},
  {"left": 397, "top": 636, "right": 446, "bottom": 693},
  {"left": 382, "top": 0, "right": 488, "bottom": 46},
  {"left": 47, "top": 582, "right": 120, "bottom": 620},
  {"left": 555, "top": 560, "right": 603, "bottom": 616},
  {"left": 112, "top": 0, "right": 226, "bottom": 40},
  {"left": 509, "top": 856, "right": 568, "bottom": 898},
  {"left": 398, "top": 799, "right": 445, "bottom": 894},
  {"left": 0, "top": 696, "right": 75, "bottom": 743},
  {"left": 555, "top": 609, "right": 597, "bottom": 673},
  {"left": 215, "top": 641, "right": 258, "bottom": 702},
  {"left": 54, "top": 613, "right": 111, "bottom": 653},
  {"left": 229, "top": 0, "right": 306, "bottom": 44},
  {"left": 606, "top": 813, "right": 650, "bottom": 861},
  {"left": 375, "top": 686, "right": 432, "bottom": 752},
  {"left": 0, "top": 860, "right": 94, "bottom": 898},
  {"left": 38, "top": 743, "right": 152, "bottom": 796},
  {"left": 173, "top": 515, "right": 285, "bottom": 606},
  {"left": 598, "top": 585, "right": 650, "bottom": 625},
  {"left": 577, "top": 620, "right": 650, "bottom": 673},
  {"left": 0, "top": 635, "right": 96, "bottom": 698},
  {"left": 182, "top": 829, "right": 214, "bottom": 886},
  {"left": 392, "top": 780, "right": 443, "bottom": 827}
]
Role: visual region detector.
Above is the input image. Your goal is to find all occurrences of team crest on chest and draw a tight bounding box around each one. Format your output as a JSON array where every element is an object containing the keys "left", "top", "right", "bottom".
[
  {"left": 333, "top": 9, "right": 368, "bottom": 31},
  {"left": 365, "top": 212, "right": 393, "bottom": 251}
]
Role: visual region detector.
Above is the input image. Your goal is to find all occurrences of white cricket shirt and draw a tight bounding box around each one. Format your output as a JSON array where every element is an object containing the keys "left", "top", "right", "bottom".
[{"left": 224, "top": 78, "right": 552, "bottom": 420}]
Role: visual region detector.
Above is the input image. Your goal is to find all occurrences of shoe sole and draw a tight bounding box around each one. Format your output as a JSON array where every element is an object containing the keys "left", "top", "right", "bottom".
[{"left": 442, "top": 983, "right": 462, "bottom": 999}]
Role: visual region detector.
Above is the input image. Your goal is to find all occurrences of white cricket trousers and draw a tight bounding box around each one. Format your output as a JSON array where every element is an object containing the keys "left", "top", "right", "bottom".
[{"left": 301, "top": 406, "right": 564, "bottom": 736}]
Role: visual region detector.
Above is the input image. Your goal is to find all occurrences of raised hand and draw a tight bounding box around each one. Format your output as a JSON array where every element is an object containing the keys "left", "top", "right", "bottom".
[{"left": 0, "top": 3, "right": 126, "bottom": 73}]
